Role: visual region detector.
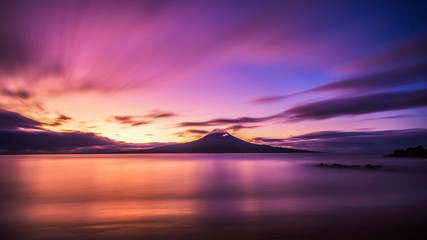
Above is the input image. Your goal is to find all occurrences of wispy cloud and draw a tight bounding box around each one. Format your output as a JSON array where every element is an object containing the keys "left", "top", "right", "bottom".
[
  {"left": 1, "top": 88, "right": 31, "bottom": 99},
  {"left": 0, "top": 108, "right": 41, "bottom": 130},
  {"left": 247, "top": 95, "right": 294, "bottom": 105},
  {"left": 180, "top": 86, "right": 427, "bottom": 127},
  {"left": 249, "top": 34, "right": 427, "bottom": 105},
  {"left": 283, "top": 87, "right": 427, "bottom": 121},
  {"left": 252, "top": 128, "right": 427, "bottom": 153},
  {"left": 0, "top": 108, "right": 175, "bottom": 154},
  {"left": 44, "top": 114, "right": 73, "bottom": 127},
  {"left": 332, "top": 34, "right": 427, "bottom": 75},
  {"left": 110, "top": 110, "right": 177, "bottom": 127},
  {"left": 174, "top": 129, "right": 210, "bottom": 138},
  {"left": 249, "top": 60, "right": 427, "bottom": 105},
  {"left": 312, "top": 61, "right": 427, "bottom": 93},
  {"left": 178, "top": 116, "right": 275, "bottom": 127}
]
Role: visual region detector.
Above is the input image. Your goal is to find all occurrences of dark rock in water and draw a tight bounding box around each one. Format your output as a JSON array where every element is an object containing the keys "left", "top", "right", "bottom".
[
  {"left": 318, "top": 163, "right": 380, "bottom": 170},
  {"left": 331, "top": 163, "right": 343, "bottom": 168},
  {"left": 385, "top": 145, "right": 427, "bottom": 158},
  {"left": 364, "top": 164, "right": 381, "bottom": 170}
]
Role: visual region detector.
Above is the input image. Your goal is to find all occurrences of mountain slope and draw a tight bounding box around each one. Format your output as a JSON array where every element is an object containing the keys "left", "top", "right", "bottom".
[{"left": 127, "top": 130, "right": 312, "bottom": 153}]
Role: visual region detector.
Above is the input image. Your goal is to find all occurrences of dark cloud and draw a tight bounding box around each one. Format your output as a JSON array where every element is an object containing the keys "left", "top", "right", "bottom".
[
  {"left": 252, "top": 128, "right": 427, "bottom": 153},
  {"left": 225, "top": 124, "right": 259, "bottom": 132},
  {"left": 0, "top": 129, "right": 174, "bottom": 154},
  {"left": 1, "top": 88, "right": 31, "bottom": 99},
  {"left": 0, "top": 108, "right": 175, "bottom": 154},
  {"left": 178, "top": 116, "right": 274, "bottom": 127},
  {"left": 249, "top": 35, "right": 427, "bottom": 105},
  {"left": 111, "top": 111, "right": 177, "bottom": 127},
  {"left": 0, "top": 109, "right": 41, "bottom": 130},
  {"left": 252, "top": 137, "right": 285, "bottom": 143},
  {"left": 175, "top": 125, "right": 259, "bottom": 138},
  {"left": 334, "top": 34, "right": 427, "bottom": 74},
  {"left": 180, "top": 87, "right": 427, "bottom": 127},
  {"left": 145, "top": 112, "right": 177, "bottom": 119},
  {"left": 0, "top": 130, "right": 114, "bottom": 153},
  {"left": 286, "top": 131, "right": 376, "bottom": 140},
  {"left": 312, "top": 61, "right": 427, "bottom": 93},
  {"left": 174, "top": 129, "right": 210, "bottom": 138},
  {"left": 187, "top": 129, "right": 210, "bottom": 135},
  {"left": 44, "top": 114, "right": 73, "bottom": 127},
  {"left": 111, "top": 116, "right": 151, "bottom": 126},
  {"left": 363, "top": 114, "right": 411, "bottom": 121},
  {"left": 284, "top": 87, "right": 427, "bottom": 120},
  {"left": 114, "top": 116, "right": 133, "bottom": 123},
  {"left": 249, "top": 61, "right": 427, "bottom": 105},
  {"left": 248, "top": 95, "right": 292, "bottom": 104}
]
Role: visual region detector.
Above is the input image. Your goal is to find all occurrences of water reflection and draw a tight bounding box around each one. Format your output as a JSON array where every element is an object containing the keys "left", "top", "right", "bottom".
[{"left": 1, "top": 153, "right": 427, "bottom": 239}]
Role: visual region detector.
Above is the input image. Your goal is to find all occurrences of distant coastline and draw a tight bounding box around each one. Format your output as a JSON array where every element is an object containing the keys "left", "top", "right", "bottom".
[{"left": 385, "top": 145, "right": 427, "bottom": 158}]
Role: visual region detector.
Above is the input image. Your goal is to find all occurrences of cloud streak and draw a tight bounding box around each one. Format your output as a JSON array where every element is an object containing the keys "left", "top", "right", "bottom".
[
  {"left": 312, "top": 61, "right": 427, "bottom": 93},
  {"left": 44, "top": 114, "right": 73, "bottom": 127},
  {"left": 284, "top": 87, "right": 427, "bottom": 121},
  {"left": 252, "top": 128, "right": 427, "bottom": 153},
  {"left": 249, "top": 34, "right": 427, "bottom": 105},
  {"left": 110, "top": 110, "right": 177, "bottom": 127},
  {"left": 178, "top": 86, "right": 427, "bottom": 129},
  {"left": 178, "top": 116, "right": 275, "bottom": 127},
  {"left": 0, "top": 108, "right": 41, "bottom": 130},
  {"left": 0, "top": 108, "right": 174, "bottom": 154}
]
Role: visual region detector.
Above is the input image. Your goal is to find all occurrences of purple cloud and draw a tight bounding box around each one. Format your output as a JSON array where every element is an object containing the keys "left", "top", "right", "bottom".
[
  {"left": 253, "top": 128, "right": 427, "bottom": 153},
  {"left": 225, "top": 124, "right": 259, "bottom": 132},
  {"left": 0, "top": 108, "right": 176, "bottom": 154},
  {"left": 247, "top": 95, "right": 293, "bottom": 104},
  {"left": 0, "top": 129, "right": 175, "bottom": 154},
  {"left": 0, "top": 108, "right": 41, "bottom": 130},
  {"left": 312, "top": 61, "right": 427, "bottom": 93},
  {"left": 111, "top": 116, "right": 151, "bottom": 126},
  {"left": 44, "top": 114, "right": 73, "bottom": 127},
  {"left": 249, "top": 34, "right": 427, "bottom": 106},
  {"left": 110, "top": 111, "right": 177, "bottom": 127},
  {"left": 1, "top": 88, "right": 31, "bottom": 99},
  {"left": 174, "top": 129, "right": 210, "bottom": 137},
  {"left": 249, "top": 60, "right": 427, "bottom": 105},
  {"left": 145, "top": 112, "right": 177, "bottom": 119},
  {"left": 178, "top": 116, "right": 275, "bottom": 127},
  {"left": 333, "top": 34, "right": 427, "bottom": 75},
  {"left": 284, "top": 87, "right": 427, "bottom": 121},
  {"left": 180, "top": 86, "right": 427, "bottom": 127},
  {"left": 252, "top": 137, "right": 285, "bottom": 143}
]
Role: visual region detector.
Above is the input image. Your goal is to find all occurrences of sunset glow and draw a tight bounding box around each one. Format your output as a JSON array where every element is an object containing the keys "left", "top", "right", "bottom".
[{"left": 1, "top": 0, "right": 426, "bottom": 153}]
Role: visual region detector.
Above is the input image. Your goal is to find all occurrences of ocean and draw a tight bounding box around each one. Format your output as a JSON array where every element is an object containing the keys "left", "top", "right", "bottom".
[{"left": 1, "top": 153, "right": 426, "bottom": 240}]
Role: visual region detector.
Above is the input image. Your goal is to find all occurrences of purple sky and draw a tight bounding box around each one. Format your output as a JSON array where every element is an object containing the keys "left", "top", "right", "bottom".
[{"left": 0, "top": 0, "right": 426, "bottom": 153}]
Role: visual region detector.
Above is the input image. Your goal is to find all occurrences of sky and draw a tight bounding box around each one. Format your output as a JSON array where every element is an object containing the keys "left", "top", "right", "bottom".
[{"left": 0, "top": 0, "right": 426, "bottom": 153}]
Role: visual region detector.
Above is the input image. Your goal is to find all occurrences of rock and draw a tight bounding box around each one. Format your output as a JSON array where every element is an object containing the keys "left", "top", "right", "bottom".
[
  {"left": 385, "top": 145, "right": 427, "bottom": 158},
  {"left": 364, "top": 164, "right": 381, "bottom": 170},
  {"left": 317, "top": 163, "right": 380, "bottom": 170}
]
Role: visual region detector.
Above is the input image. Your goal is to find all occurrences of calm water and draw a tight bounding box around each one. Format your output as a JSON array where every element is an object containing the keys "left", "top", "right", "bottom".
[{"left": 1, "top": 153, "right": 427, "bottom": 240}]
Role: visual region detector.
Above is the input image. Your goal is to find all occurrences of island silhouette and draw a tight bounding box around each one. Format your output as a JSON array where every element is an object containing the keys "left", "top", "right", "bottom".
[
  {"left": 385, "top": 145, "right": 427, "bottom": 158},
  {"left": 122, "top": 129, "right": 313, "bottom": 153}
]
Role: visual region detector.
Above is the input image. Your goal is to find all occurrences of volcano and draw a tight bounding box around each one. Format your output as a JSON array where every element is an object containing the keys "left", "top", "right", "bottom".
[{"left": 128, "top": 129, "right": 312, "bottom": 153}]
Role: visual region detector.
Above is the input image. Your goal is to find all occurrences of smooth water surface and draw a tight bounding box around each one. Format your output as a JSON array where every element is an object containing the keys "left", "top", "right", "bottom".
[{"left": 1, "top": 153, "right": 427, "bottom": 239}]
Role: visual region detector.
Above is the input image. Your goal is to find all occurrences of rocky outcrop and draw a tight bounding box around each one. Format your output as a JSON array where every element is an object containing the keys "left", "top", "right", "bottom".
[{"left": 385, "top": 145, "right": 427, "bottom": 158}]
